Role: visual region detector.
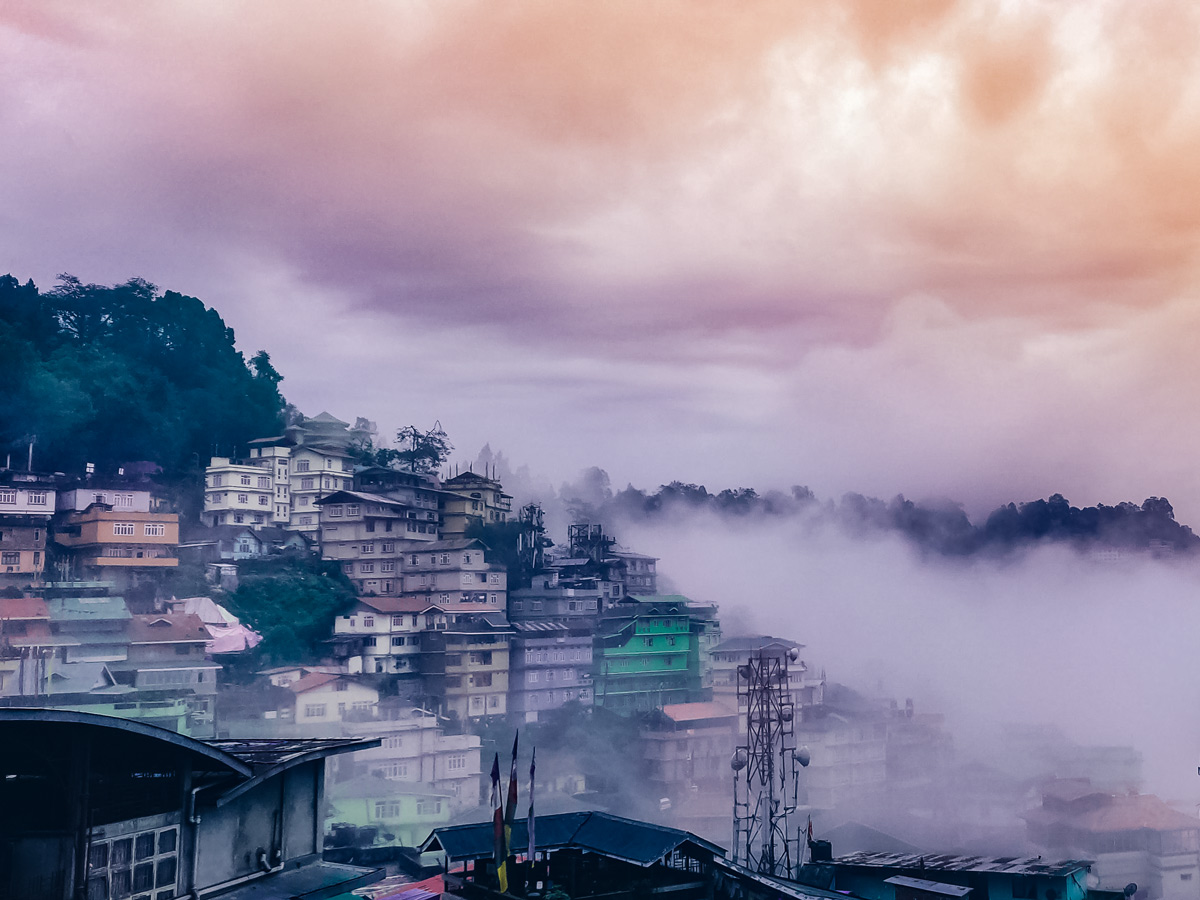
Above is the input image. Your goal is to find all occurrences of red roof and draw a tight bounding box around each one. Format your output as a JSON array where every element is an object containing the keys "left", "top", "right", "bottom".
[
  {"left": 1031, "top": 793, "right": 1200, "bottom": 833},
  {"left": 287, "top": 672, "right": 342, "bottom": 694},
  {"left": 127, "top": 613, "right": 210, "bottom": 644},
  {"left": 661, "top": 701, "right": 738, "bottom": 723},
  {"left": 0, "top": 598, "right": 49, "bottom": 620}
]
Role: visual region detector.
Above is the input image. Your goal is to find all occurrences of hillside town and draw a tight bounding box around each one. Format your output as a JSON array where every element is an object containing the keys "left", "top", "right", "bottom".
[{"left": 3, "top": 410, "right": 1198, "bottom": 900}]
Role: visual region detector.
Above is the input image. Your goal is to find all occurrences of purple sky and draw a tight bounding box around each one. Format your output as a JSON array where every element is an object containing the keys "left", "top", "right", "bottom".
[{"left": 4, "top": 2, "right": 1200, "bottom": 519}]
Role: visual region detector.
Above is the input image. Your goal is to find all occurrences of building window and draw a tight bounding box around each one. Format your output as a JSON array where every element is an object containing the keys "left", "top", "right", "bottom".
[
  {"left": 410, "top": 554, "right": 419, "bottom": 565},
  {"left": 461, "top": 553, "right": 470, "bottom": 564},
  {"left": 382, "top": 580, "right": 393, "bottom": 592},
  {"left": 1, "top": 552, "right": 19, "bottom": 565},
  {"left": 27, "top": 491, "right": 47, "bottom": 505},
  {"left": 361, "top": 542, "right": 374, "bottom": 553},
  {"left": 328, "top": 505, "right": 343, "bottom": 517},
  {"left": 304, "top": 704, "right": 326, "bottom": 718},
  {"left": 381, "top": 762, "right": 408, "bottom": 778},
  {"left": 240, "top": 475, "right": 251, "bottom": 486},
  {"left": 382, "top": 541, "right": 394, "bottom": 552},
  {"left": 113, "top": 523, "right": 135, "bottom": 536},
  {"left": 381, "top": 560, "right": 395, "bottom": 572},
  {"left": 0, "top": 490, "right": 17, "bottom": 504},
  {"left": 374, "top": 800, "right": 401, "bottom": 818},
  {"left": 360, "top": 563, "right": 374, "bottom": 573},
  {"left": 489, "top": 594, "right": 497, "bottom": 604},
  {"left": 300, "top": 515, "right": 313, "bottom": 525},
  {"left": 144, "top": 523, "right": 165, "bottom": 537},
  {"left": 258, "top": 495, "right": 269, "bottom": 505},
  {"left": 258, "top": 476, "right": 270, "bottom": 488},
  {"left": 296, "top": 460, "right": 310, "bottom": 472},
  {"left": 416, "top": 799, "right": 443, "bottom": 815}
]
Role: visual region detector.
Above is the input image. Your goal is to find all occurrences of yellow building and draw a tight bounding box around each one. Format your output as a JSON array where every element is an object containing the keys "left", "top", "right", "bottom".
[
  {"left": 54, "top": 506, "right": 179, "bottom": 573},
  {"left": 439, "top": 472, "right": 513, "bottom": 538}
]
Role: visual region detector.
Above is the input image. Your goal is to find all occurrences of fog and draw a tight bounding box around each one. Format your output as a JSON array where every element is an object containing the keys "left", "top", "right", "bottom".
[{"left": 618, "top": 509, "right": 1200, "bottom": 809}]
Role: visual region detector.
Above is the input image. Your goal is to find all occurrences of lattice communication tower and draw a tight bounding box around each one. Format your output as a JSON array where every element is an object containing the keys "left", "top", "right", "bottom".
[{"left": 730, "top": 646, "right": 809, "bottom": 877}]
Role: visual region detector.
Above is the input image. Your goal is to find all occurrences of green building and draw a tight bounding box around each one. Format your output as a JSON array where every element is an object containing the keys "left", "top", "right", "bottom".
[
  {"left": 326, "top": 776, "right": 453, "bottom": 852},
  {"left": 593, "top": 594, "right": 719, "bottom": 713}
]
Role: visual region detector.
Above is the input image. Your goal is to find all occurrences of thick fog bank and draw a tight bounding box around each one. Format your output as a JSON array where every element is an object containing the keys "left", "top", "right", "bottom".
[{"left": 623, "top": 513, "right": 1200, "bottom": 806}]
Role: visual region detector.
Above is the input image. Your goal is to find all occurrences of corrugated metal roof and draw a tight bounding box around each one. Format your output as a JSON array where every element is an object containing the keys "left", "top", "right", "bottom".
[
  {"left": 421, "top": 810, "right": 724, "bottom": 865},
  {"left": 661, "top": 701, "right": 738, "bottom": 723},
  {"left": 886, "top": 876, "right": 973, "bottom": 896},
  {"left": 46, "top": 596, "right": 131, "bottom": 621},
  {"left": 832, "top": 852, "right": 1090, "bottom": 878}
]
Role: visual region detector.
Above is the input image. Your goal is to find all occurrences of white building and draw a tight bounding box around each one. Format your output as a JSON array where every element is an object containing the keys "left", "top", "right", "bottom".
[{"left": 202, "top": 457, "right": 279, "bottom": 527}]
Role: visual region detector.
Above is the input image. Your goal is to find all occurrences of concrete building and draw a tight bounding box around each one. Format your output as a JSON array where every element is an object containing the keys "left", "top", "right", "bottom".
[
  {"left": 642, "top": 701, "right": 739, "bottom": 806},
  {"left": 792, "top": 703, "right": 889, "bottom": 811},
  {"left": 424, "top": 614, "right": 513, "bottom": 722},
  {"left": 709, "top": 635, "right": 825, "bottom": 722},
  {"left": 331, "top": 597, "right": 448, "bottom": 677},
  {"left": 1025, "top": 782, "right": 1200, "bottom": 900},
  {"left": 509, "top": 621, "right": 595, "bottom": 721},
  {"left": 289, "top": 672, "right": 380, "bottom": 729},
  {"left": 593, "top": 596, "right": 700, "bottom": 713},
  {"left": 114, "top": 613, "right": 220, "bottom": 733},
  {"left": 51, "top": 503, "right": 179, "bottom": 583},
  {"left": 316, "top": 490, "right": 440, "bottom": 597},
  {"left": 397, "top": 538, "right": 506, "bottom": 614},
  {"left": 201, "top": 456, "right": 278, "bottom": 526},
  {"left": 326, "top": 777, "right": 453, "bottom": 852},
  {"left": 0, "top": 708, "right": 381, "bottom": 900},
  {"left": 439, "top": 471, "right": 512, "bottom": 537},
  {"left": 327, "top": 704, "right": 482, "bottom": 810},
  {"left": 0, "top": 515, "right": 48, "bottom": 589}
]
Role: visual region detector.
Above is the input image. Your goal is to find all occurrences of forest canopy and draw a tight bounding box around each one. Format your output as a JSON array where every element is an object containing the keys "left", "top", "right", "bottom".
[{"left": 0, "top": 274, "right": 286, "bottom": 475}]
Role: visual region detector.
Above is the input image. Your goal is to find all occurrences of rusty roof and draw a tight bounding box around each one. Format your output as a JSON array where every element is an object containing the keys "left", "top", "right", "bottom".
[
  {"left": 0, "top": 597, "right": 49, "bottom": 620},
  {"left": 127, "top": 613, "right": 210, "bottom": 644},
  {"left": 661, "top": 701, "right": 738, "bottom": 723},
  {"left": 832, "top": 851, "right": 1090, "bottom": 878}
]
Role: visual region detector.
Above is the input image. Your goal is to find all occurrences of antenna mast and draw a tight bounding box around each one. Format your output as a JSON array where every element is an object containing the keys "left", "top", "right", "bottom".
[{"left": 731, "top": 645, "right": 805, "bottom": 877}]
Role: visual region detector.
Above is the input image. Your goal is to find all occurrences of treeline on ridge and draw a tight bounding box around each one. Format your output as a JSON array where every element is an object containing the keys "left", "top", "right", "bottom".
[
  {"left": 558, "top": 469, "right": 1197, "bottom": 558},
  {"left": 0, "top": 274, "right": 287, "bottom": 477}
]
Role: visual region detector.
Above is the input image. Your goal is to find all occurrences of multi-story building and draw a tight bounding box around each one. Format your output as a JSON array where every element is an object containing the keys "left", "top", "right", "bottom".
[
  {"left": 641, "top": 701, "right": 738, "bottom": 819},
  {"left": 328, "top": 704, "right": 482, "bottom": 809},
  {"left": 316, "top": 489, "right": 439, "bottom": 597},
  {"left": 422, "top": 614, "right": 513, "bottom": 722},
  {"left": 611, "top": 549, "right": 658, "bottom": 594},
  {"left": 593, "top": 596, "right": 701, "bottom": 714},
  {"left": 397, "top": 539, "right": 506, "bottom": 615},
  {"left": 331, "top": 597, "right": 448, "bottom": 677},
  {"left": 0, "top": 471, "right": 57, "bottom": 515},
  {"left": 51, "top": 502, "right": 179, "bottom": 582},
  {"left": 202, "top": 411, "right": 361, "bottom": 534},
  {"left": 287, "top": 444, "right": 355, "bottom": 532},
  {"left": 113, "top": 613, "right": 221, "bottom": 734},
  {"left": 0, "top": 515, "right": 48, "bottom": 589},
  {"left": 1025, "top": 782, "right": 1200, "bottom": 900},
  {"left": 0, "top": 472, "right": 55, "bottom": 589},
  {"left": 709, "top": 635, "right": 824, "bottom": 719},
  {"left": 439, "top": 471, "right": 512, "bottom": 537},
  {"left": 509, "top": 622, "right": 594, "bottom": 722},
  {"left": 201, "top": 457, "right": 279, "bottom": 527},
  {"left": 792, "top": 703, "right": 889, "bottom": 810},
  {"left": 508, "top": 574, "right": 603, "bottom": 625}
]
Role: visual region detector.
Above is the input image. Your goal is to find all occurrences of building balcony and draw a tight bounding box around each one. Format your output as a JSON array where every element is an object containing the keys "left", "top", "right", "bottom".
[{"left": 83, "top": 555, "right": 178, "bottom": 568}]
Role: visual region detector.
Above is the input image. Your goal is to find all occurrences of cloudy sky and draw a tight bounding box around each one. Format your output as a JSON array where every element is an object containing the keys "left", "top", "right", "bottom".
[{"left": 4, "top": 1, "right": 1200, "bottom": 520}]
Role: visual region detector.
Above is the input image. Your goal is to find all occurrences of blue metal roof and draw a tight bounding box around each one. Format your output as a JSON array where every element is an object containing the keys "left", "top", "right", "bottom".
[{"left": 420, "top": 810, "right": 725, "bottom": 866}]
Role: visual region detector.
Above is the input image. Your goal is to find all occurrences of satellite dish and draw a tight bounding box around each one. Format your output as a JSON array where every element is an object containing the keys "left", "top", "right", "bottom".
[
  {"left": 787, "top": 647, "right": 800, "bottom": 662},
  {"left": 731, "top": 749, "right": 748, "bottom": 772},
  {"left": 1124, "top": 885, "right": 1138, "bottom": 898},
  {"left": 794, "top": 746, "right": 811, "bottom": 768}
]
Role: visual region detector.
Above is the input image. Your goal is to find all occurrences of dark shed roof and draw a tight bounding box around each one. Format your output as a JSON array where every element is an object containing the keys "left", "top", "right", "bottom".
[{"left": 420, "top": 810, "right": 724, "bottom": 867}]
